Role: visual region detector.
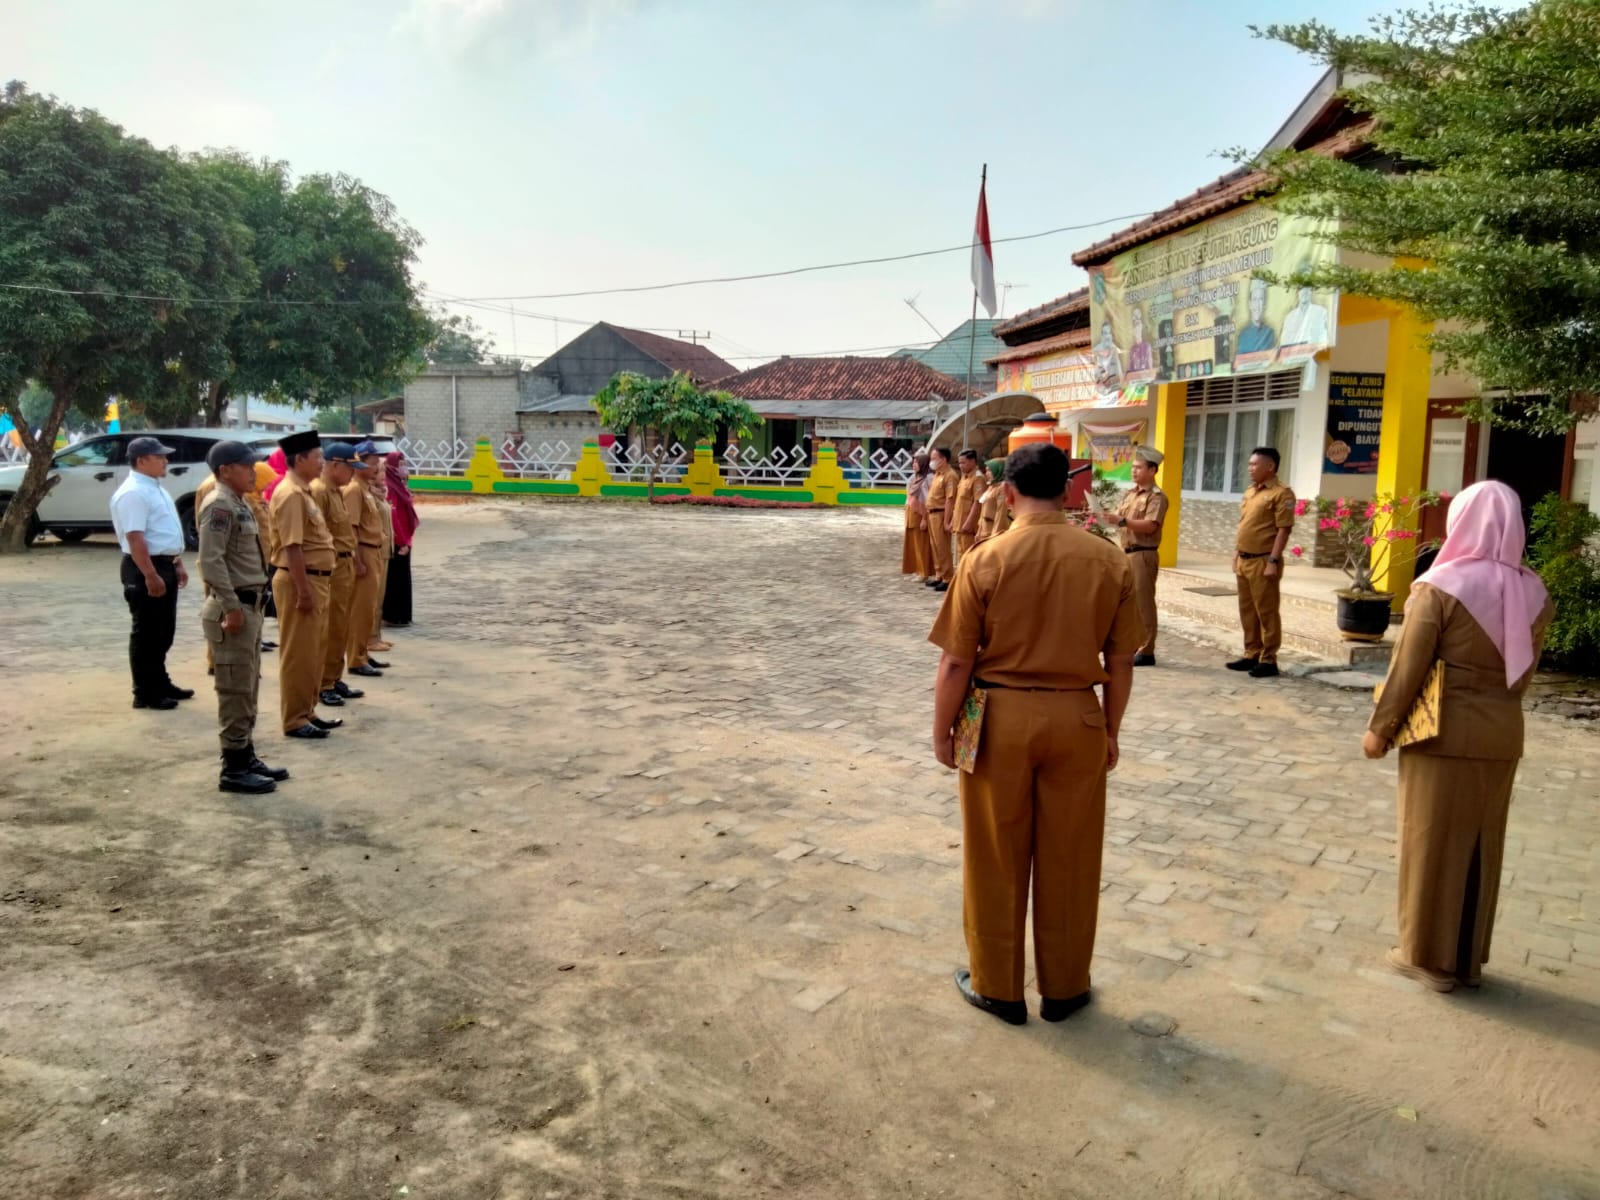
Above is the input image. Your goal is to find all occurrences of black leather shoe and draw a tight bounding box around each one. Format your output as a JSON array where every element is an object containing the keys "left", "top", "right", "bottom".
[
  {"left": 285, "top": 724, "right": 329, "bottom": 740},
  {"left": 1249, "top": 662, "right": 1281, "bottom": 678},
  {"left": 933, "top": 581, "right": 949, "bottom": 592},
  {"left": 1225, "top": 657, "right": 1258, "bottom": 672},
  {"left": 349, "top": 664, "right": 383, "bottom": 678},
  {"left": 132, "top": 696, "right": 179, "bottom": 710},
  {"left": 310, "top": 716, "right": 343, "bottom": 730},
  {"left": 319, "top": 689, "right": 345, "bottom": 707},
  {"left": 924, "top": 579, "right": 940, "bottom": 588},
  {"left": 165, "top": 685, "right": 196, "bottom": 701},
  {"left": 1040, "top": 990, "right": 1092, "bottom": 1022},
  {"left": 248, "top": 757, "right": 290, "bottom": 782},
  {"left": 1133, "top": 654, "right": 1156, "bottom": 667},
  {"left": 334, "top": 680, "right": 364, "bottom": 699},
  {"left": 220, "top": 769, "right": 276, "bottom": 795},
  {"left": 366, "top": 657, "right": 390, "bottom": 669},
  {"left": 260, "top": 641, "right": 277, "bottom": 651},
  {"left": 954, "top": 969, "right": 1027, "bottom": 1025}
]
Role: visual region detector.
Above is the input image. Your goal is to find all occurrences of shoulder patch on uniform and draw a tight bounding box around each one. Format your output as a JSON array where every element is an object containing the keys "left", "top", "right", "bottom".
[{"left": 209, "top": 508, "right": 233, "bottom": 533}]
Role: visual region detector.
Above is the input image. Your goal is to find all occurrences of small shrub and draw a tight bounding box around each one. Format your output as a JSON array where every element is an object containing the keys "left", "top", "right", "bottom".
[{"left": 1528, "top": 493, "right": 1600, "bottom": 674}]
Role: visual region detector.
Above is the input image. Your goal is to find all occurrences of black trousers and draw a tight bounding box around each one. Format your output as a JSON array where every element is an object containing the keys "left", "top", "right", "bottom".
[
  {"left": 382, "top": 550, "right": 413, "bottom": 625},
  {"left": 121, "top": 554, "right": 180, "bottom": 700}
]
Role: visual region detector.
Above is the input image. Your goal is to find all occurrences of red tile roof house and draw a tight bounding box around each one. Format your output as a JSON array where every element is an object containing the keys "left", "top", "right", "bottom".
[{"left": 712, "top": 356, "right": 974, "bottom": 480}]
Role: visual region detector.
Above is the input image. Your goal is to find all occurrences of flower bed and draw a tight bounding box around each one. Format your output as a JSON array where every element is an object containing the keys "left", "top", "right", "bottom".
[{"left": 648, "top": 494, "right": 826, "bottom": 510}]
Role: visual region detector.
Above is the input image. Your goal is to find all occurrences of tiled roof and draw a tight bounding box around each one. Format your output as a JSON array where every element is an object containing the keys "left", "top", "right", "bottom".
[
  {"left": 603, "top": 323, "right": 736, "bottom": 385},
  {"left": 986, "top": 327, "right": 1092, "bottom": 367},
  {"left": 991, "top": 288, "right": 1089, "bottom": 340},
  {"left": 1072, "top": 119, "right": 1376, "bottom": 267},
  {"left": 897, "top": 319, "right": 1003, "bottom": 381},
  {"left": 715, "top": 355, "right": 973, "bottom": 403}
]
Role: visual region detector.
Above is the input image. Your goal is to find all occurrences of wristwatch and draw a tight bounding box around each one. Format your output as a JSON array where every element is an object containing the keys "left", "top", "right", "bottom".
[{"left": 1268, "top": 556, "right": 1282, "bottom": 564}]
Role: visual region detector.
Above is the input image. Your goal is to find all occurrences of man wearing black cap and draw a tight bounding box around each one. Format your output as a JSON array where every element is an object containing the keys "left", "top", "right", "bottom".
[
  {"left": 196, "top": 441, "right": 288, "bottom": 793},
  {"left": 267, "top": 430, "right": 341, "bottom": 740},
  {"left": 313, "top": 443, "right": 368, "bottom": 708},
  {"left": 109, "top": 436, "right": 190, "bottom": 710}
]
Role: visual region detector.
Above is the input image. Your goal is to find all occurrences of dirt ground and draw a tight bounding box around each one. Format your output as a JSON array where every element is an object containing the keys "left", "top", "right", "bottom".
[{"left": 2, "top": 501, "right": 1598, "bottom": 1200}]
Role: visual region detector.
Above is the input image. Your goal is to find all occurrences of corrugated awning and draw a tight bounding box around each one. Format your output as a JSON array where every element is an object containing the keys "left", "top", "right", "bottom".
[
  {"left": 746, "top": 399, "right": 936, "bottom": 421},
  {"left": 517, "top": 394, "right": 595, "bottom": 414}
]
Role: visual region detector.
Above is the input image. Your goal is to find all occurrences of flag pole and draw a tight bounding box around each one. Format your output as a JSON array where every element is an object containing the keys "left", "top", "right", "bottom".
[{"left": 962, "top": 163, "right": 986, "bottom": 450}]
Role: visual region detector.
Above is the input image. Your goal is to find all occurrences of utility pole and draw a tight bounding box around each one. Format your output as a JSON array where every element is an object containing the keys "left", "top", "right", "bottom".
[{"left": 676, "top": 330, "right": 712, "bottom": 345}]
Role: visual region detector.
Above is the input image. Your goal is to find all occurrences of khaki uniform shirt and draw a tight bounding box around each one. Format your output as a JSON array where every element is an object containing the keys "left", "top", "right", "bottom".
[
  {"left": 926, "top": 465, "right": 957, "bottom": 513},
  {"left": 929, "top": 512, "right": 1146, "bottom": 690},
  {"left": 310, "top": 477, "right": 358, "bottom": 555},
  {"left": 374, "top": 489, "right": 394, "bottom": 555},
  {"left": 269, "top": 472, "right": 336, "bottom": 571},
  {"left": 1368, "top": 583, "right": 1555, "bottom": 760},
  {"left": 196, "top": 480, "right": 268, "bottom": 614},
  {"left": 343, "top": 479, "right": 383, "bottom": 548},
  {"left": 1236, "top": 476, "right": 1296, "bottom": 554},
  {"left": 954, "top": 472, "right": 982, "bottom": 532},
  {"left": 1115, "top": 484, "right": 1168, "bottom": 551}
]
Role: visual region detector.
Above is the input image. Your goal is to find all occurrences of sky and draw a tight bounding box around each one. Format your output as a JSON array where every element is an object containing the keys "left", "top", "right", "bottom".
[{"left": 7, "top": 0, "right": 1408, "bottom": 371}]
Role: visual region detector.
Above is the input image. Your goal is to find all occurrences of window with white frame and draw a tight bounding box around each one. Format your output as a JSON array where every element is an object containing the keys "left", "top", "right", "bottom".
[{"left": 1180, "top": 370, "right": 1301, "bottom": 497}]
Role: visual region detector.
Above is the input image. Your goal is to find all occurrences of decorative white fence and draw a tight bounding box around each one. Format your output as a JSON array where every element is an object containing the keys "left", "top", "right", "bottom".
[
  {"left": 720, "top": 444, "right": 810, "bottom": 487},
  {"left": 393, "top": 437, "right": 473, "bottom": 477},
  {"left": 0, "top": 441, "right": 29, "bottom": 466},
  {"left": 842, "top": 445, "right": 916, "bottom": 489},
  {"left": 495, "top": 439, "right": 581, "bottom": 480},
  {"left": 604, "top": 441, "right": 691, "bottom": 483}
]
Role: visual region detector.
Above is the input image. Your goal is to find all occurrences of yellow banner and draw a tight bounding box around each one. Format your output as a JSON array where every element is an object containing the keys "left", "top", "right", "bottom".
[{"left": 1088, "top": 202, "right": 1337, "bottom": 399}]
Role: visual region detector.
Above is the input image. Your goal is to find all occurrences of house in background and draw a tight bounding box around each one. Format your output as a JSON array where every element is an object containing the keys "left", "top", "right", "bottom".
[
  {"left": 393, "top": 323, "right": 735, "bottom": 451},
  {"left": 895, "top": 318, "right": 1003, "bottom": 393},
  {"left": 714, "top": 355, "right": 971, "bottom": 465},
  {"left": 219, "top": 397, "right": 312, "bottom": 434}
]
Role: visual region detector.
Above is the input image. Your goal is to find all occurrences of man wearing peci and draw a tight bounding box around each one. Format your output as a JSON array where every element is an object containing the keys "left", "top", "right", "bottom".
[
  {"left": 929, "top": 442, "right": 1144, "bottom": 1025},
  {"left": 268, "top": 430, "right": 342, "bottom": 739},
  {"left": 1229, "top": 447, "right": 1296, "bottom": 678},
  {"left": 109, "top": 436, "right": 192, "bottom": 710},
  {"left": 195, "top": 440, "right": 289, "bottom": 794}
]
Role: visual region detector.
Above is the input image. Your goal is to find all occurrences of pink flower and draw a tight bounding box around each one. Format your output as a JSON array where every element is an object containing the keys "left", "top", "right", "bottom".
[
  {"left": 1397, "top": 496, "right": 1411, "bottom": 506},
  {"left": 1362, "top": 535, "right": 1376, "bottom": 546},
  {"left": 1336, "top": 506, "right": 1351, "bottom": 519},
  {"left": 1384, "top": 530, "right": 1401, "bottom": 542},
  {"left": 1380, "top": 503, "right": 1392, "bottom": 514},
  {"left": 1364, "top": 503, "right": 1376, "bottom": 520},
  {"left": 1290, "top": 546, "right": 1304, "bottom": 558},
  {"left": 1294, "top": 499, "right": 1310, "bottom": 517}
]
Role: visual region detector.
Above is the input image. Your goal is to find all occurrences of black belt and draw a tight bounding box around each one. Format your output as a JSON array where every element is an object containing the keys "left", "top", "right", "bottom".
[
  {"left": 927, "top": 507, "right": 945, "bottom": 513},
  {"left": 337, "top": 551, "right": 353, "bottom": 558},
  {"left": 974, "top": 678, "right": 1094, "bottom": 693},
  {"left": 234, "top": 588, "right": 267, "bottom": 606},
  {"left": 126, "top": 552, "right": 182, "bottom": 564},
  {"left": 1236, "top": 550, "right": 1269, "bottom": 559},
  {"left": 1125, "top": 546, "right": 1158, "bottom": 554},
  {"left": 305, "top": 568, "right": 333, "bottom": 577}
]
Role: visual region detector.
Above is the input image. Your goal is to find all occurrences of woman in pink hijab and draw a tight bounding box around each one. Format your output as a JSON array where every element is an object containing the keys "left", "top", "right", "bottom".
[
  {"left": 261, "top": 448, "right": 288, "bottom": 502},
  {"left": 1365, "top": 481, "right": 1553, "bottom": 993}
]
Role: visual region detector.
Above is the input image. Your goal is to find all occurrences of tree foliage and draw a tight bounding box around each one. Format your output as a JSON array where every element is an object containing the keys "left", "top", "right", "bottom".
[
  {"left": 593, "top": 371, "right": 761, "bottom": 494},
  {"left": 0, "top": 81, "right": 254, "bottom": 550},
  {"left": 1255, "top": 1, "right": 1600, "bottom": 433},
  {"left": 424, "top": 312, "right": 498, "bottom": 365},
  {"left": 1527, "top": 491, "right": 1600, "bottom": 672}
]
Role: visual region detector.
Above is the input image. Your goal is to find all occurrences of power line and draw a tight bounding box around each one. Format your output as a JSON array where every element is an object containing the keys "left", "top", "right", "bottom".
[
  {"left": 0, "top": 211, "right": 1148, "bottom": 308},
  {"left": 491, "top": 337, "right": 942, "bottom": 365}
]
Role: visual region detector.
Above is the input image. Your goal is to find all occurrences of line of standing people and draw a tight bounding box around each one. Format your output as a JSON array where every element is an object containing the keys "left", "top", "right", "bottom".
[
  {"left": 903, "top": 447, "right": 1013, "bottom": 593},
  {"left": 111, "top": 431, "right": 420, "bottom": 796}
]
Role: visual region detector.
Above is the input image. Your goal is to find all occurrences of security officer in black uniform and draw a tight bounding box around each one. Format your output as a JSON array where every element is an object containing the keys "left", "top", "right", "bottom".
[{"left": 196, "top": 441, "right": 290, "bottom": 794}]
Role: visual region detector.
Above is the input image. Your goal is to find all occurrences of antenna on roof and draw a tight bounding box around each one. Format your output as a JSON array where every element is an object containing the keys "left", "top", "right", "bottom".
[
  {"left": 903, "top": 296, "right": 945, "bottom": 340},
  {"left": 999, "top": 282, "right": 1028, "bottom": 317},
  {"left": 677, "top": 330, "right": 711, "bottom": 345}
]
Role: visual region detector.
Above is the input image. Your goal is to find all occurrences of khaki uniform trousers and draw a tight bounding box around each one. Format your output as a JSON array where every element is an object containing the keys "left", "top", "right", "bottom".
[
  {"left": 203, "top": 604, "right": 263, "bottom": 751},
  {"left": 956, "top": 531, "right": 976, "bottom": 558},
  {"left": 273, "top": 569, "right": 331, "bottom": 733},
  {"left": 320, "top": 557, "right": 356, "bottom": 692},
  {"left": 371, "top": 552, "right": 389, "bottom": 642},
  {"left": 1127, "top": 550, "right": 1159, "bottom": 656},
  {"left": 346, "top": 547, "right": 383, "bottom": 668},
  {"left": 1235, "top": 556, "right": 1283, "bottom": 664},
  {"left": 928, "top": 515, "right": 955, "bottom": 583},
  {"left": 960, "top": 687, "right": 1108, "bottom": 1002}
]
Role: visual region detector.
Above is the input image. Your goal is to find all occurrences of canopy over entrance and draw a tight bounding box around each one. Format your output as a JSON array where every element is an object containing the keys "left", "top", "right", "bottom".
[{"left": 927, "top": 391, "right": 1047, "bottom": 462}]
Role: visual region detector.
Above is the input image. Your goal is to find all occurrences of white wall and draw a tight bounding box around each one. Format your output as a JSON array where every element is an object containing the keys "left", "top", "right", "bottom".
[{"left": 1575, "top": 414, "right": 1599, "bottom": 513}]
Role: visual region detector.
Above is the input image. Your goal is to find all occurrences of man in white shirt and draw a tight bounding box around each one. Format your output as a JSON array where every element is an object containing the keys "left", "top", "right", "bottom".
[{"left": 110, "top": 436, "right": 191, "bottom": 709}]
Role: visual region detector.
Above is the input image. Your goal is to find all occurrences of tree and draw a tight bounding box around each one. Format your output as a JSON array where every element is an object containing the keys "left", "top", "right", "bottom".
[
  {"left": 184, "top": 153, "right": 433, "bottom": 427},
  {"left": 424, "top": 311, "right": 498, "bottom": 365},
  {"left": 592, "top": 371, "right": 761, "bottom": 497},
  {"left": 0, "top": 82, "right": 254, "bottom": 551},
  {"left": 1255, "top": 2, "right": 1600, "bottom": 434}
]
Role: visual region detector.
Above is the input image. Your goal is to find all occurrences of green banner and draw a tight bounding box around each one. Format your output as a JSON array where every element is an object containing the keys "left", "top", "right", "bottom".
[{"left": 1087, "top": 202, "right": 1338, "bottom": 400}]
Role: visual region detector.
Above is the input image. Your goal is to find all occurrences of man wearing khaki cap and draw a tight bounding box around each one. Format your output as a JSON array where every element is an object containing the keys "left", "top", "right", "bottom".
[{"left": 1110, "top": 446, "right": 1168, "bottom": 667}]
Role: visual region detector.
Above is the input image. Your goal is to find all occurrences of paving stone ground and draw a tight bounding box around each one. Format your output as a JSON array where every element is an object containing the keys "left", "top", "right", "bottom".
[{"left": 2, "top": 500, "right": 1597, "bottom": 1199}]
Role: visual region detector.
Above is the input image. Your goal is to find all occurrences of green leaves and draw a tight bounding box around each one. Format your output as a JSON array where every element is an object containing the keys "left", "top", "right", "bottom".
[
  {"left": 1257, "top": 2, "right": 1600, "bottom": 432},
  {"left": 592, "top": 371, "right": 762, "bottom": 448}
]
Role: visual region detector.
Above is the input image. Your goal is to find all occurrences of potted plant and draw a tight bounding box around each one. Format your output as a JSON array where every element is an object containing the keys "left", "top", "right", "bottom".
[{"left": 1298, "top": 492, "right": 1444, "bottom": 640}]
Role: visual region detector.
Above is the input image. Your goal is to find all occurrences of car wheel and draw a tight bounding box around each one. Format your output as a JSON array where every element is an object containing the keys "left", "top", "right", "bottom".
[
  {"left": 179, "top": 497, "right": 199, "bottom": 552},
  {"left": 48, "top": 528, "right": 92, "bottom": 544}
]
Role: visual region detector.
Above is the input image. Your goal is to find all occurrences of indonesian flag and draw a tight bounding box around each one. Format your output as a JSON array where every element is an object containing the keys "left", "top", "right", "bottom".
[{"left": 971, "top": 175, "right": 997, "bottom": 318}]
